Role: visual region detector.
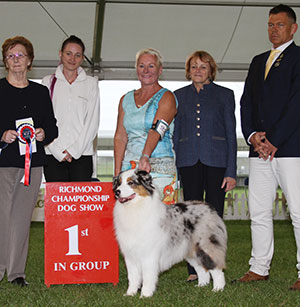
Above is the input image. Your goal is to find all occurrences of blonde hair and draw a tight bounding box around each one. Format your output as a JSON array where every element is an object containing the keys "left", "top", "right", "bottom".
[
  {"left": 185, "top": 50, "right": 217, "bottom": 81},
  {"left": 135, "top": 48, "right": 163, "bottom": 68}
]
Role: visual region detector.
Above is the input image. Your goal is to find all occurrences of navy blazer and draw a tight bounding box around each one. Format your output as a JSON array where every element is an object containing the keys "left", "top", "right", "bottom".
[
  {"left": 173, "top": 83, "right": 237, "bottom": 179},
  {"left": 241, "top": 42, "right": 300, "bottom": 157}
]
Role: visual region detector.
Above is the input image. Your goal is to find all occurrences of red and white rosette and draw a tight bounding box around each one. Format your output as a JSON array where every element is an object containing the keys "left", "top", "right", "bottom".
[{"left": 17, "top": 123, "right": 36, "bottom": 186}]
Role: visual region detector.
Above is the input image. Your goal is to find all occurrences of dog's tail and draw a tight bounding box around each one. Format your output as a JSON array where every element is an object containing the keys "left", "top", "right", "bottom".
[{"left": 195, "top": 219, "right": 227, "bottom": 270}]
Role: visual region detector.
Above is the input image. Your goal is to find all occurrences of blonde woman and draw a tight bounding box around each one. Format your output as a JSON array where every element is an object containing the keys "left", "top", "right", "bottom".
[{"left": 114, "top": 48, "right": 178, "bottom": 204}]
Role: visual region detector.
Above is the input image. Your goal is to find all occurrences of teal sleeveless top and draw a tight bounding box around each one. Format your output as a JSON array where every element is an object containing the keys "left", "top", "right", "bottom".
[{"left": 121, "top": 88, "right": 176, "bottom": 171}]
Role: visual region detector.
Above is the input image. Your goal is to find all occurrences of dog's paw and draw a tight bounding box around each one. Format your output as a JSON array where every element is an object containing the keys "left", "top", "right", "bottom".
[
  {"left": 124, "top": 292, "right": 137, "bottom": 297},
  {"left": 140, "top": 292, "right": 153, "bottom": 298},
  {"left": 125, "top": 289, "right": 138, "bottom": 296},
  {"left": 140, "top": 288, "right": 154, "bottom": 298},
  {"left": 212, "top": 280, "right": 225, "bottom": 292},
  {"left": 212, "top": 285, "right": 225, "bottom": 292},
  {"left": 196, "top": 279, "right": 210, "bottom": 288}
]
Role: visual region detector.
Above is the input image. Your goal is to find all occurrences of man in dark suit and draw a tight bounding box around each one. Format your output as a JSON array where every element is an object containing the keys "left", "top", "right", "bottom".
[{"left": 238, "top": 4, "right": 300, "bottom": 290}]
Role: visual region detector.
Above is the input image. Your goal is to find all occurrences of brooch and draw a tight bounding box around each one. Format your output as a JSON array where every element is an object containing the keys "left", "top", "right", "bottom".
[{"left": 274, "top": 52, "right": 284, "bottom": 67}]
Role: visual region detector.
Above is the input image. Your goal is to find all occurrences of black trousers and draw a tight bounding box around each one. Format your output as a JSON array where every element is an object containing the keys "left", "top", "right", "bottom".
[
  {"left": 44, "top": 155, "right": 93, "bottom": 182},
  {"left": 179, "top": 160, "right": 226, "bottom": 275}
]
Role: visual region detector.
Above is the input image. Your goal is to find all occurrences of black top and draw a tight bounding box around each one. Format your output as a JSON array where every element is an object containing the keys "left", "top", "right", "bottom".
[{"left": 0, "top": 78, "right": 58, "bottom": 168}]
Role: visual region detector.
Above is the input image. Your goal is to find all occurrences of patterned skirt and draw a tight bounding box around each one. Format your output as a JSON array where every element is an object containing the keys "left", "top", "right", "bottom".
[{"left": 129, "top": 157, "right": 178, "bottom": 205}]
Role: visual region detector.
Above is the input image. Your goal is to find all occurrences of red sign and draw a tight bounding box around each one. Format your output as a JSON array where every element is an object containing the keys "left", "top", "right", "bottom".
[{"left": 44, "top": 182, "right": 118, "bottom": 287}]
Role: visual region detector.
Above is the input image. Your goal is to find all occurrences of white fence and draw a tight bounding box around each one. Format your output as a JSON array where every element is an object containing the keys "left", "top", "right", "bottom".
[
  {"left": 31, "top": 190, "right": 290, "bottom": 222},
  {"left": 32, "top": 189, "right": 45, "bottom": 222},
  {"left": 223, "top": 192, "right": 290, "bottom": 220}
]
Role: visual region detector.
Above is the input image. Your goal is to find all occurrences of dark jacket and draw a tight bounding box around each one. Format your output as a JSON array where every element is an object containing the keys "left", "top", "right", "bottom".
[
  {"left": 173, "top": 82, "right": 237, "bottom": 178},
  {"left": 241, "top": 42, "right": 300, "bottom": 157}
]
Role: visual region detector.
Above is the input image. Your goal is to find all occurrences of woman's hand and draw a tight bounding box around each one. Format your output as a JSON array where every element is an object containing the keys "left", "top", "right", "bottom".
[
  {"left": 221, "top": 177, "right": 236, "bottom": 192},
  {"left": 35, "top": 128, "right": 45, "bottom": 142},
  {"left": 138, "top": 155, "right": 151, "bottom": 173},
  {"left": 1, "top": 130, "right": 18, "bottom": 144},
  {"left": 62, "top": 150, "right": 72, "bottom": 163}
]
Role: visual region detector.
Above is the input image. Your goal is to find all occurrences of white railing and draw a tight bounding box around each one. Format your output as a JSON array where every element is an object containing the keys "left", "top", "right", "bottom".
[
  {"left": 32, "top": 189, "right": 45, "bottom": 222},
  {"left": 224, "top": 192, "right": 290, "bottom": 220}
]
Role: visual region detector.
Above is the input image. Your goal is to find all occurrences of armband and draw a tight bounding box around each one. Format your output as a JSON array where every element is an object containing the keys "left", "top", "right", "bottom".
[{"left": 151, "top": 119, "right": 169, "bottom": 139}]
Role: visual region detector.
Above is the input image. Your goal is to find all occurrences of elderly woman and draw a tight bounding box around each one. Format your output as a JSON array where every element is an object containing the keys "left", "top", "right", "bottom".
[
  {"left": 42, "top": 35, "right": 100, "bottom": 182},
  {"left": 114, "top": 48, "right": 177, "bottom": 203},
  {"left": 173, "top": 50, "right": 237, "bottom": 281},
  {"left": 0, "top": 36, "right": 58, "bottom": 286}
]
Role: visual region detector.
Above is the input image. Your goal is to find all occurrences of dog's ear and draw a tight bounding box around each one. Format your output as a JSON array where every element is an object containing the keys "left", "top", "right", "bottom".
[
  {"left": 135, "top": 169, "right": 154, "bottom": 195},
  {"left": 135, "top": 169, "right": 151, "bottom": 182},
  {"left": 112, "top": 174, "right": 121, "bottom": 193}
]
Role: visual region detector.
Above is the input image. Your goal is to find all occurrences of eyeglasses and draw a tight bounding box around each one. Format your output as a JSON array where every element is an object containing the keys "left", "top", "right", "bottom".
[{"left": 5, "top": 53, "right": 28, "bottom": 60}]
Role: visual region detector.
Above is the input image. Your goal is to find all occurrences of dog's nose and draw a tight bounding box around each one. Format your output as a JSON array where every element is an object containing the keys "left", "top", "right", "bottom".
[{"left": 115, "top": 189, "right": 121, "bottom": 198}]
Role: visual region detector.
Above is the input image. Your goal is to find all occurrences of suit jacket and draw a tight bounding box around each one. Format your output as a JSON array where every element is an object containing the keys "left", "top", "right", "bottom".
[
  {"left": 173, "top": 82, "right": 237, "bottom": 178},
  {"left": 241, "top": 42, "right": 300, "bottom": 157}
]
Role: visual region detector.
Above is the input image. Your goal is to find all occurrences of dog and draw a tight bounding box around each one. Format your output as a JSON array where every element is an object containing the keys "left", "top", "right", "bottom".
[{"left": 113, "top": 169, "right": 227, "bottom": 297}]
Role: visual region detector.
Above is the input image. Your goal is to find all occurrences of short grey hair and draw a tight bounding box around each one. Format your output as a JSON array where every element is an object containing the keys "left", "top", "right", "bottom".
[{"left": 135, "top": 48, "right": 163, "bottom": 68}]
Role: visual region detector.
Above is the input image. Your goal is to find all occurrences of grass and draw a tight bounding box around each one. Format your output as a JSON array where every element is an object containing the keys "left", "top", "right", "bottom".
[{"left": 1, "top": 221, "right": 300, "bottom": 307}]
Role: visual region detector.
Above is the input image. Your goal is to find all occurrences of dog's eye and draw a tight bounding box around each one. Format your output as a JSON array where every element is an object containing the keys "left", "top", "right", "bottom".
[{"left": 128, "top": 181, "right": 133, "bottom": 186}]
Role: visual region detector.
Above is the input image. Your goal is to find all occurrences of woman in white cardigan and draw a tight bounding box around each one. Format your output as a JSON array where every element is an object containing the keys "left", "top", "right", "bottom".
[{"left": 42, "top": 35, "right": 100, "bottom": 181}]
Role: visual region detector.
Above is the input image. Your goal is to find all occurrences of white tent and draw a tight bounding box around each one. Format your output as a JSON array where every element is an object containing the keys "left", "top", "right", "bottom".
[{"left": 0, "top": 0, "right": 300, "bottom": 81}]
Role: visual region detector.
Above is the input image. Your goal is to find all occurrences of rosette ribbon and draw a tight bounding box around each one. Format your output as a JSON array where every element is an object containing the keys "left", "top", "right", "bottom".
[
  {"left": 17, "top": 124, "right": 35, "bottom": 186},
  {"left": 24, "top": 136, "right": 32, "bottom": 186}
]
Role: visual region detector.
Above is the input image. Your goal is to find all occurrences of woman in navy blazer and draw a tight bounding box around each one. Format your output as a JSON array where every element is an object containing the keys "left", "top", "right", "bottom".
[{"left": 173, "top": 50, "right": 237, "bottom": 282}]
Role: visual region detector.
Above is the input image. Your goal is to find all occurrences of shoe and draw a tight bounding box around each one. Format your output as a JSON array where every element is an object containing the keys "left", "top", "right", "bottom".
[
  {"left": 290, "top": 279, "right": 300, "bottom": 290},
  {"left": 11, "top": 277, "right": 29, "bottom": 287},
  {"left": 233, "top": 271, "right": 269, "bottom": 283},
  {"left": 186, "top": 274, "right": 198, "bottom": 282}
]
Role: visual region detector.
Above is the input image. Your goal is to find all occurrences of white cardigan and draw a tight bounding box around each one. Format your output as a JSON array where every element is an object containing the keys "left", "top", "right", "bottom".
[{"left": 42, "top": 65, "right": 100, "bottom": 162}]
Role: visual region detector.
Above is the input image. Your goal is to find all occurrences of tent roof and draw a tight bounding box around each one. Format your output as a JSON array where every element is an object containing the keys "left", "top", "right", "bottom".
[{"left": 0, "top": 0, "right": 300, "bottom": 81}]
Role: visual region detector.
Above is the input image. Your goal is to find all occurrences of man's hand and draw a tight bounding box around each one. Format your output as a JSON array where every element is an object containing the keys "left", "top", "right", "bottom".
[
  {"left": 250, "top": 132, "right": 269, "bottom": 160},
  {"left": 250, "top": 132, "right": 277, "bottom": 161},
  {"left": 262, "top": 138, "right": 278, "bottom": 161}
]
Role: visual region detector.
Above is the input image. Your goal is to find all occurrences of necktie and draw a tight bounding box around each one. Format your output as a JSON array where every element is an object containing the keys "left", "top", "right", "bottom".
[{"left": 264, "top": 49, "right": 280, "bottom": 79}]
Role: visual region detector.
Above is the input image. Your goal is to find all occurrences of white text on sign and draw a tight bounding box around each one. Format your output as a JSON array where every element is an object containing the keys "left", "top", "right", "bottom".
[
  {"left": 51, "top": 195, "right": 110, "bottom": 202},
  {"left": 57, "top": 204, "right": 105, "bottom": 212},
  {"left": 54, "top": 261, "right": 110, "bottom": 272}
]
